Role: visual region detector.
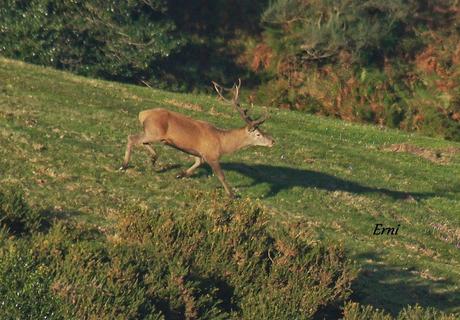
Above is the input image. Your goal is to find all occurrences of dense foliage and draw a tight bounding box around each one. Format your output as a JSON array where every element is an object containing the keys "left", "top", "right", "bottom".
[
  {"left": 257, "top": 0, "right": 460, "bottom": 140},
  {"left": 0, "top": 188, "right": 356, "bottom": 319},
  {"left": 0, "top": 0, "right": 185, "bottom": 86},
  {"left": 0, "top": 189, "right": 42, "bottom": 235},
  {"left": 0, "top": 0, "right": 265, "bottom": 90}
]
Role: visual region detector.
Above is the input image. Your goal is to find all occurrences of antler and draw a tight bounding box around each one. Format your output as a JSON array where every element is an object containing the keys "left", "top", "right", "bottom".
[
  {"left": 248, "top": 108, "right": 269, "bottom": 127},
  {"left": 212, "top": 79, "right": 239, "bottom": 104},
  {"left": 212, "top": 79, "right": 269, "bottom": 127}
]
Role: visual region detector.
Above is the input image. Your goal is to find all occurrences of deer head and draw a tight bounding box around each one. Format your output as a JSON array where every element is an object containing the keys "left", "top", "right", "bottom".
[{"left": 212, "top": 79, "right": 274, "bottom": 147}]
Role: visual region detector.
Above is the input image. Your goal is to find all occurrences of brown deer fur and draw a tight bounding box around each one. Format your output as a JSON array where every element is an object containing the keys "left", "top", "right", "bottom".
[{"left": 120, "top": 80, "right": 274, "bottom": 198}]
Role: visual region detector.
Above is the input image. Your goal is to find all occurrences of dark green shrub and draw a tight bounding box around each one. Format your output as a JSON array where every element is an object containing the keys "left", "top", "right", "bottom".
[
  {"left": 343, "top": 302, "right": 392, "bottom": 320},
  {"left": 31, "top": 212, "right": 235, "bottom": 318},
  {"left": 0, "top": 0, "right": 186, "bottom": 85},
  {"left": 117, "top": 191, "right": 357, "bottom": 318},
  {"left": 0, "top": 188, "right": 457, "bottom": 319},
  {"left": 257, "top": 0, "right": 460, "bottom": 141},
  {"left": 0, "top": 189, "right": 42, "bottom": 235},
  {"left": 0, "top": 0, "right": 266, "bottom": 90},
  {"left": 262, "top": 0, "right": 413, "bottom": 66},
  {"left": 0, "top": 241, "right": 63, "bottom": 319}
]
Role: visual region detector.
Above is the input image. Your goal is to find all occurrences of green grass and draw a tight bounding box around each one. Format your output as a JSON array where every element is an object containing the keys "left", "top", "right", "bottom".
[{"left": 1, "top": 57, "right": 459, "bottom": 315}]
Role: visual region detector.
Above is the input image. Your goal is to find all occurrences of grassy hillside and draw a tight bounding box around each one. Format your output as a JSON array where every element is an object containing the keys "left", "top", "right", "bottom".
[{"left": 1, "top": 57, "right": 459, "bottom": 315}]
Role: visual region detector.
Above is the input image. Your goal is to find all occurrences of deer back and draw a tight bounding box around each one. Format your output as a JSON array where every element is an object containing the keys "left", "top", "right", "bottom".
[{"left": 140, "top": 108, "right": 222, "bottom": 158}]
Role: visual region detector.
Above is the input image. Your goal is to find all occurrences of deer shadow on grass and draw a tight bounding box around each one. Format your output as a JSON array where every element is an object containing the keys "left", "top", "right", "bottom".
[{"left": 210, "top": 163, "right": 436, "bottom": 200}]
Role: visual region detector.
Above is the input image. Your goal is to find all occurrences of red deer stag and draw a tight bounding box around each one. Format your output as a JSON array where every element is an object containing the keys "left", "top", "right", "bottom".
[{"left": 119, "top": 79, "right": 274, "bottom": 198}]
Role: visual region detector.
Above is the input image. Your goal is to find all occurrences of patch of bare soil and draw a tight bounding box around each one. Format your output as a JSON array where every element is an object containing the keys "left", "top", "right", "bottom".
[{"left": 382, "top": 143, "right": 459, "bottom": 164}]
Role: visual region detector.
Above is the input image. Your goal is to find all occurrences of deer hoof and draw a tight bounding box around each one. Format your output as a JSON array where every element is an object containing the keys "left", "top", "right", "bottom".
[
  {"left": 176, "top": 172, "right": 186, "bottom": 179},
  {"left": 118, "top": 165, "right": 127, "bottom": 171}
]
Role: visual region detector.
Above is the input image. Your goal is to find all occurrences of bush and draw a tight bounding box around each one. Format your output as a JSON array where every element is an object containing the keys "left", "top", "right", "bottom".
[
  {"left": 262, "top": 0, "right": 413, "bottom": 65},
  {"left": 256, "top": 0, "right": 460, "bottom": 141},
  {"left": 117, "top": 191, "right": 356, "bottom": 318},
  {"left": 0, "top": 189, "right": 357, "bottom": 319},
  {"left": 0, "top": 240, "right": 63, "bottom": 319},
  {"left": 1, "top": 188, "right": 458, "bottom": 319},
  {"left": 0, "top": 189, "right": 42, "bottom": 235},
  {"left": 0, "top": 0, "right": 266, "bottom": 90},
  {"left": 0, "top": 0, "right": 186, "bottom": 85}
]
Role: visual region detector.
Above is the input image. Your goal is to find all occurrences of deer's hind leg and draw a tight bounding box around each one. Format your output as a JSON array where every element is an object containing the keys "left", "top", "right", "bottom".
[{"left": 176, "top": 156, "right": 204, "bottom": 179}]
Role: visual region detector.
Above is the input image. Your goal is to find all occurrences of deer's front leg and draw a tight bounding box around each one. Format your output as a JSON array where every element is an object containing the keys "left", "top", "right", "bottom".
[
  {"left": 120, "top": 133, "right": 157, "bottom": 170},
  {"left": 143, "top": 144, "right": 158, "bottom": 166},
  {"left": 120, "top": 133, "right": 143, "bottom": 170},
  {"left": 207, "top": 160, "right": 234, "bottom": 198}
]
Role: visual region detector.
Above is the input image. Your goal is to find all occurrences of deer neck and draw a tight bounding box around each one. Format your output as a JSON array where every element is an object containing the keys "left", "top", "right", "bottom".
[{"left": 219, "top": 127, "right": 251, "bottom": 155}]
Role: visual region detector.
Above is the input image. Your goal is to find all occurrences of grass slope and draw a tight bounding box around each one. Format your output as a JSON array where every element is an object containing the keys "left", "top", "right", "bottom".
[{"left": 1, "top": 58, "right": 459, "bottom": 315}]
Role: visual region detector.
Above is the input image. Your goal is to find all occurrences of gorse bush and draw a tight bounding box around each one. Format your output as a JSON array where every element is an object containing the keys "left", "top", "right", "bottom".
[
  {"left": 0, "top": 240, "right": 63, "bottom": 320},
  {"left": 0, "top": 188, "right": 355, "bottom": 319},
  {"left": 0, "top": 189, "right": 42, "bottom": 235},
  {"left": 116, "top": 191, "right": 356, "bottom": 318},
  {"left": 0, "top": 189, "right": 458, "bottom": 318}
]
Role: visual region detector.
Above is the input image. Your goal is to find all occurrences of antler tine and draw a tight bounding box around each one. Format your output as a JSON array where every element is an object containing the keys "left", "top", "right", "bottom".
[
  {"left": 212, "top": 81, "right": 233, "bottom": 92},
  {"left": 231, "top": 78, "right": 253, "bottom": 125},
  {"left": 233, "top": 78, "right": 242, "bottom": 103},
  {"left": 212, "top": 81, "right": 233, "bottom": 104},
  {"left": 211, "top": 79, "right": 255, "bottom": 126},
  {"left": 233, "top": 87, "right": 239, "bottom": 103},
  {"left": 248, "top": 107, "right": 270, "bottom": 128}
]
